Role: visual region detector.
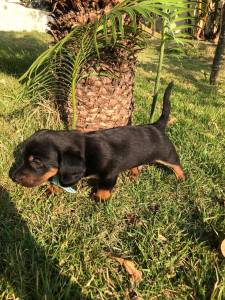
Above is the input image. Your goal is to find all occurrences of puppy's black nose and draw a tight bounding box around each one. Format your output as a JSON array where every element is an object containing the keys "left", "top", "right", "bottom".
[
  {"left": 11, "top": 172, "right": 22, "bottom": 183},
  {"left": 10, "top": 171, "right": 16, "bottom": 182}
]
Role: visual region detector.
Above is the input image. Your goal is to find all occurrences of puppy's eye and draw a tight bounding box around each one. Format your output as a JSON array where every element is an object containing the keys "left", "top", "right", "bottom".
[{"left": 30, "top": 158, "right": 43, "bottom": 168}]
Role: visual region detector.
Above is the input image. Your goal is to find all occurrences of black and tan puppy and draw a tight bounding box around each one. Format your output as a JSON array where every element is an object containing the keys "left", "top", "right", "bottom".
[{"left": 11, "top": 82, "right": 185, "bottom": 200}]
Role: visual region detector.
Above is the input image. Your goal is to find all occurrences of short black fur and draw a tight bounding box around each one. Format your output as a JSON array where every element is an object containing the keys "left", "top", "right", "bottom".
[{"left": 10, "top": 82, "right": 184, "bottom": 194}]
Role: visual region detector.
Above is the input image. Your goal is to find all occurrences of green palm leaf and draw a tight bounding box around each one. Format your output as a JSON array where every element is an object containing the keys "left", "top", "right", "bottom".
[{"left": 19, "top": 0, "right": 193, "bottom": 129}]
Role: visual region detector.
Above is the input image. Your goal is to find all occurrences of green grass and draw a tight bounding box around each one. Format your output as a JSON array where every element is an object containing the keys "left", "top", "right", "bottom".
[{"left": 0, "top": 31, "right": 225, "bottom": 300}]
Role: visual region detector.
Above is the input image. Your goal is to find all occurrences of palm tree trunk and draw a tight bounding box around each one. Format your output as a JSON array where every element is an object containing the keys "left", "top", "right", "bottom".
[
  {"left": 48, "top": 0, "right": 136, "bottom": 131},
  {"left": 210, "top": 4, "right": 225, "bottom": 84}
]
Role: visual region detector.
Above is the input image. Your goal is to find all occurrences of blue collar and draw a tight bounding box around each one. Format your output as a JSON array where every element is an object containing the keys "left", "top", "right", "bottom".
[{"left": 49, "top": 175, "right": 76, "bottom": 193}]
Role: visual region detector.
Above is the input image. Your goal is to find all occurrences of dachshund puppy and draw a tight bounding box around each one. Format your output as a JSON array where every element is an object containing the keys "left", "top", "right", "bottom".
[{"left": 10, "top": 82, "right": 185, "bottom": 200}]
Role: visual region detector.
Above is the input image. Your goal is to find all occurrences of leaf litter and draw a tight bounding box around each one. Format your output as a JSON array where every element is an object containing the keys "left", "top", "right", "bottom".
[{"left": 107, "top": 253, "right": 142, "bottom": 287}]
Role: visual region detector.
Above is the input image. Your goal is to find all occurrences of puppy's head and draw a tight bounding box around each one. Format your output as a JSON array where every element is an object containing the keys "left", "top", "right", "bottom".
[{"left": 10, "top": 130, "right": 86, "bottom": 188}]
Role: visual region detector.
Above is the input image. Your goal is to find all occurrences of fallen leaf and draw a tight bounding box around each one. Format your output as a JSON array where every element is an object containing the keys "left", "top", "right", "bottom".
[
  {"left": 112, "top": 256, "right": 142, "bottom": 286},
  {"left": 162, "top": 288, "right": 177, "bottom": 298},
  {"left": 125, "top": 288, "right": 142, "bottom": 300},
  {"left": 125, "top": 213, "right": 140, "bottom": 225},
  {"left": 221, "top": 239, "right": 225, "bottom": 257},
  {"left": 167, "top": 117, "right": 177, "bottom": 126},
  {"left": 158, "top": 234, "right": 167, "bottom": 242},
  {"left": 149, "top": 202, "right": 160, "bottom": 213}
]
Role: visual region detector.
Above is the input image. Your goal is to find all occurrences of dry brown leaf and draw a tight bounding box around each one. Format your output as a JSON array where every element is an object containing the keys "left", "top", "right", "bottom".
[
  {"left": 162, "top": 288, "right": 177, "bottom": 298},
  {"left": 158, "top": 234, "right": 167, "bottom": 242},
  {"left": 220, "top": 239, "right": 225, "bottom": 257},
  {"left": 167, "top": 117, "right": 177, "bottom": 126},
  {"left": 125, "top": 288, "right": 142, "bottom": 300},
  {"left": 125, "top": 213, "right": 140, "bottom": 225},
  {"left": 112, "top": 256, "right": 142, "bottom": 286}
]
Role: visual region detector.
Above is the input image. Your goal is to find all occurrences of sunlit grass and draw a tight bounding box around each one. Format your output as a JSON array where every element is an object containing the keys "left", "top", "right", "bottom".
[{"left": 0, "top": 32, "right": 224, "bottom": 299}]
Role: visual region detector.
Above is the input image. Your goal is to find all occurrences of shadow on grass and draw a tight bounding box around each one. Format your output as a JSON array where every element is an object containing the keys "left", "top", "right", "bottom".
[
  {"left": 138, "top": 46, "right": 213, "bottom": 94},
  {"left": 178, "top": 194, "right": 224, "bottom": 299},
  {"left": 0, "top": 31, "right": 48, "bottom": 77},
  {"left": 137, "top": 58, "right": 222, "bottom": 112},
  {"left": 183, "top": 199, "right": 222, "bottom": 250},
  {"left": 6, "top": 143, "right": 89, "bottom": 299},
  {"left": 0, "top": 31, "right": 71, "bottom": 128},
  {"left": 0, "top": 185, "right": 89, "bottom": 299}
]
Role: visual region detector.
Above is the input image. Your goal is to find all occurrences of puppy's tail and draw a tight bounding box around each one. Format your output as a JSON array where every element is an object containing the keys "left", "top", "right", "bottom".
[{"left": 152, "top": 81, "right": 174, "bottom": 131}]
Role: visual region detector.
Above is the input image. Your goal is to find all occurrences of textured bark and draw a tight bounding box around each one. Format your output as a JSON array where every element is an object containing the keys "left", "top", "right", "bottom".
[
  {"left": 194, "top": 0, "right": 210, "bottom": 40},
  {"left": 193, "top": 0, "right": 224, "bottom": 41},
  {"left": 47, "top": 0, "right": 136, "bottom": 131},
  {"left": 210, "top": 4, "right": 225, "bottom": 84},
  {"left": 48, "top": 0, "right": 121, "bottom": 41},
  {"left": 74, "top": 53, "right": 136, "bottom": 131}
]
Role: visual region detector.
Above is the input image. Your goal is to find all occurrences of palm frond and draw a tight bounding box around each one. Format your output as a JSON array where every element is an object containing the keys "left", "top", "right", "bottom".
[{"left": 19, "top": 0, "right": 193, "bottom": 129}]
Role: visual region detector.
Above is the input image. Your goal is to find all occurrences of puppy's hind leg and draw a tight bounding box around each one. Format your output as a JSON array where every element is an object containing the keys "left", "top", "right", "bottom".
[
  {"left": 155, "top": 146, "right": 185, "bottom": 180},
  {"left": 156, "top": 160, "right": 185, "bottom": 180}
]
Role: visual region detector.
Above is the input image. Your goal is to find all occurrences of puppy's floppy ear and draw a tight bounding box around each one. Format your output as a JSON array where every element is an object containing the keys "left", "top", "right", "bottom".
[{"left": 59, "top": 148, "right": 86, "bottom": 187}]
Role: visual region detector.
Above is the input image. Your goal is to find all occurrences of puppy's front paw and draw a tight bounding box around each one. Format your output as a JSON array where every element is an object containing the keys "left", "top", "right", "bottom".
[
  {"left": 46, "top": 184, "right": 62, "bottom": 195},
  {"left": 129, "top": 166, "right": 144, "bottom": 180},
  {"left": 94, "top": 189, "right": 111, "bottom": 201}
]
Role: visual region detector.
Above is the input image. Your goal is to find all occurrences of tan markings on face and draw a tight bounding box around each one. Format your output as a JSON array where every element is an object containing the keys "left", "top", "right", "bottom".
[
  {"left": 155, "top": 160, "right": 185, "bottom": 180},
  {"left": 40, "top": 167, "right": 58, "bottom": 182},
  {"left": 28, "top": 155, "right": 34, "bottom": 162},
  {"left": 95, "top": 189, "right": 111, "bottom": 201},
  {"left": 22, "top": 167, "right": 59, "bottom": 187}
]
